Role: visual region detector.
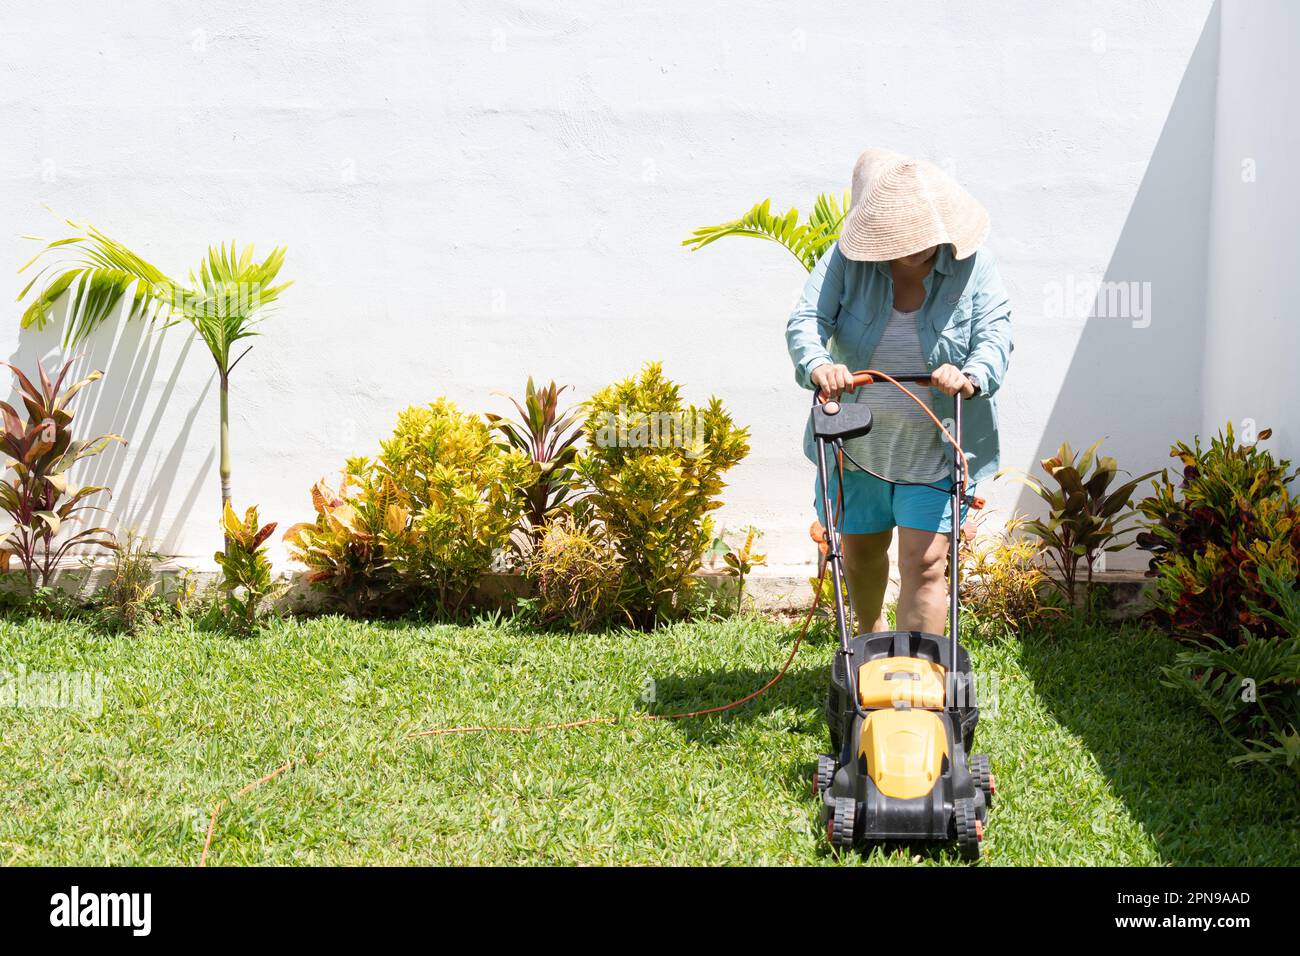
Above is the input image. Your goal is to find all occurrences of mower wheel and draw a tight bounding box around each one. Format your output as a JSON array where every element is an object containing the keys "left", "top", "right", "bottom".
[
  {"left": 970, "top": 754, "right": 995, "bottom": 808},
  {"left": 954, "top": 798, "right": 981, "bottom": 862},
  {"left": 813, "top": 754, "right": 836, "bottom": 796},
  {"left": 828, "top": 797, "right": 856, "bottom": 850}
]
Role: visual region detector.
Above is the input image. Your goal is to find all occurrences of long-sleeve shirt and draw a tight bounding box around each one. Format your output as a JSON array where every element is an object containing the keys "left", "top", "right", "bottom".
[{"left": 786, "top": 242, "right": 1013, "bottom": 483}]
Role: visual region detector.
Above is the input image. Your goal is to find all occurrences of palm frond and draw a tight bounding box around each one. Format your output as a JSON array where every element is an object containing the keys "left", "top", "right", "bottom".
[
  {"left": 18, "top": 221, "right": 177, "bottom": 346},
  {"left": 681, "top": 190, "right": 850, "bottom": 272},
  {"left": 181, "top": 242, "right": 292, "bottom": 372},
  {"left": 17, "top": 225, "right": 292, "bottom": 376}
]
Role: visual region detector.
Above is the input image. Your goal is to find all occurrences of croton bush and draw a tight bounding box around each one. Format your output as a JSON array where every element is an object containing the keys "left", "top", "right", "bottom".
[
  {"left": 1161, "top": 564, "right": 1300, "bottom": 783},
  {"left": 1137, "top": 423, "right": 1300, "bottom": 784},
  {"left": 283, "top": 458, "right": 405, "bottom": 615},
  {"left": 577, "top": 362, "right": 750, "bottom": 627},
  {"left": 288, "top": 398, "right": 533, "bottom": 618},
  {"left": 1008, "top": 439, "right": 1155, "bottom": 610},
  {"left": 215, "top": 502, "right": 285, "bottom": 635},
  {"left": 285, "top": 365, "right": 749, "bottom": 626},
  {"left": 1137, "top": 422, "right": 1300, "bottom": 645},
  {"left": 378, "top": 399, "right": 532, "bottom": 614}
]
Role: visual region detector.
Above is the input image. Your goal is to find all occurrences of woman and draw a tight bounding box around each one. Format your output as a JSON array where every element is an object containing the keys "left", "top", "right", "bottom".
[{"left": 787, "top": 147, "right": 1012, "bottom": 636}]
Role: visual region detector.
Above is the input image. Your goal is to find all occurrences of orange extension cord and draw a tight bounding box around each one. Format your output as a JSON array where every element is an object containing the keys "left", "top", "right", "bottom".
[{"left": 197, "top": 370, "right": 967, "bottom": 866}]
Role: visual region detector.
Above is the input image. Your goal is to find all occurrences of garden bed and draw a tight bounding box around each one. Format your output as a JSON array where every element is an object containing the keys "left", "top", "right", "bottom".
[{"left": 1, "top": 612, "right": 1294, "bottom": 866}]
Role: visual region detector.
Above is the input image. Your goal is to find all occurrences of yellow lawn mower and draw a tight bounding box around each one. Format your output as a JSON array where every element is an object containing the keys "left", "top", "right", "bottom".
[{"left": 809, "top": 371, "right": 995, "bottom": 860}]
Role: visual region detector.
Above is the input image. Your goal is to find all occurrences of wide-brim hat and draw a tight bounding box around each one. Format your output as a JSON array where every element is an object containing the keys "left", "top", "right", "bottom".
[{"left": 838, "top": 147, "right": 990, "bottom": 261}]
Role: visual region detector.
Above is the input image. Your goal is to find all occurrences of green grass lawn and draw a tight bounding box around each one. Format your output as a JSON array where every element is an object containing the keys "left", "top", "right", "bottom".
[{"left": 1, "top": 609, "right": 1295, "bottom": 866}]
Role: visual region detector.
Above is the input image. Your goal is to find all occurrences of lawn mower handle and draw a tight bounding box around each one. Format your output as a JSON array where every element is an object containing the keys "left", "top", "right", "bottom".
[
  {"left": 810, "top": 368, "right": 967, "bottom": 719},
  {"left": 850, "top": 371, "right": 933, "bottom": 387},
  {"left": 814, "top": 371, "right": 932, "bottom": 405}
]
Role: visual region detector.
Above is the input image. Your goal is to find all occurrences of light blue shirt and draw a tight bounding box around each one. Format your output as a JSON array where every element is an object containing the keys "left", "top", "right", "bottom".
[{"left": 786, "top": 242, "right": 1013, "bottom": 484}]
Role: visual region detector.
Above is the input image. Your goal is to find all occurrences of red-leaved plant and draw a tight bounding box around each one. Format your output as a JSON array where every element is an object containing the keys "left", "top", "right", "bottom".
[
  {"left": 0, "top": 358, "right": 124, "bottom": 590},
  {"left": 1137, "top": 423, "right": 1300, "bottom": 644},
  {"left": 485, "top": 377, "right": 585, "bottom": 547}
]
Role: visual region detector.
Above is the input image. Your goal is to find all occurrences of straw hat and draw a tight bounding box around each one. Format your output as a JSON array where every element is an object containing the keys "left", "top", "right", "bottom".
[{"left": 838, "top": 147, "right": 990, "bottom": 262}]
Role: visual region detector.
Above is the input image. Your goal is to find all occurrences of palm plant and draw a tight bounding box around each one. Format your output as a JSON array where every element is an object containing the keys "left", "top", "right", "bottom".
[
  {"left": 681, "top": 190, "right": 850, "bottom": 273},
  {"left": 17, "top": 219, "right": 291, "bottom": 509}
]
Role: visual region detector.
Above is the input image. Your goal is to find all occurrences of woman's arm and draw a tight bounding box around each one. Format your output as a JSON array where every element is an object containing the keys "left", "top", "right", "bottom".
[
  {"left": 786, "top": 246, "right": 847, "bottom": 390},
  {"left": 961, "top": 250, "right": 1013, "bottom": 398}
]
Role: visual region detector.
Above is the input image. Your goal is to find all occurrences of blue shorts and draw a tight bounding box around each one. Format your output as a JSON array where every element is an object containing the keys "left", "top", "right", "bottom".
[{"left": 813, "top": 465, "right": 971, "bottom": 535}]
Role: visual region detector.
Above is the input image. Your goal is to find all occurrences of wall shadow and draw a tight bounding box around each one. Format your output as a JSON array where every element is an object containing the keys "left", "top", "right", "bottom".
[
  {"left": 3, "top": 301, "right": 213, "bottom": 568},
  {"left": 1013, "top": 2, "right": 1222, "bottom": 551},
  {"left": 1000, "top": 4, "right": 1300, "bottom": 865}
]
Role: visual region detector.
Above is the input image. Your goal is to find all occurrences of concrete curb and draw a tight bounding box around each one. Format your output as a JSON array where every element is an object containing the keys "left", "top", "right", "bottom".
[{"left": 10, "top": 563, "right": 1153, "bottom": 618}]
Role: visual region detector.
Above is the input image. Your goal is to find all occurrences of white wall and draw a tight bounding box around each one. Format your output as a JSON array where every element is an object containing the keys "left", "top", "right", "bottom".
[
  {"left": 0, "top": 0, "right": 1225, "bottom": 569},
  {"left": 1203, "top": 0, "right": 1300, "bottom": 459}
]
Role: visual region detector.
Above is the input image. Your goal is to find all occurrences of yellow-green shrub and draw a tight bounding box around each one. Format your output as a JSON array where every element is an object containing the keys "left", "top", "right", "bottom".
[
  {"left": 378, "top": 399, "right": 532, "bottom": 614},
  {"left": 528, "top": 515, "right": 625, "bottom": 629},
  {"left": 959, "top": 515, "right": 1058, "bottom": 636},
  {"left": 576, "top": 363, "right": 749, "bottom": 626}
]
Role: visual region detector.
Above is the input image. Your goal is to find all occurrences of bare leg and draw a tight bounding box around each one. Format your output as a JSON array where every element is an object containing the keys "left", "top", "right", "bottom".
[
  {"left": 896, "top": 527, "right": 951, "bottom": 634},
  {"left": 841, "top": 530, "right": 893, "bottom": 633}
]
